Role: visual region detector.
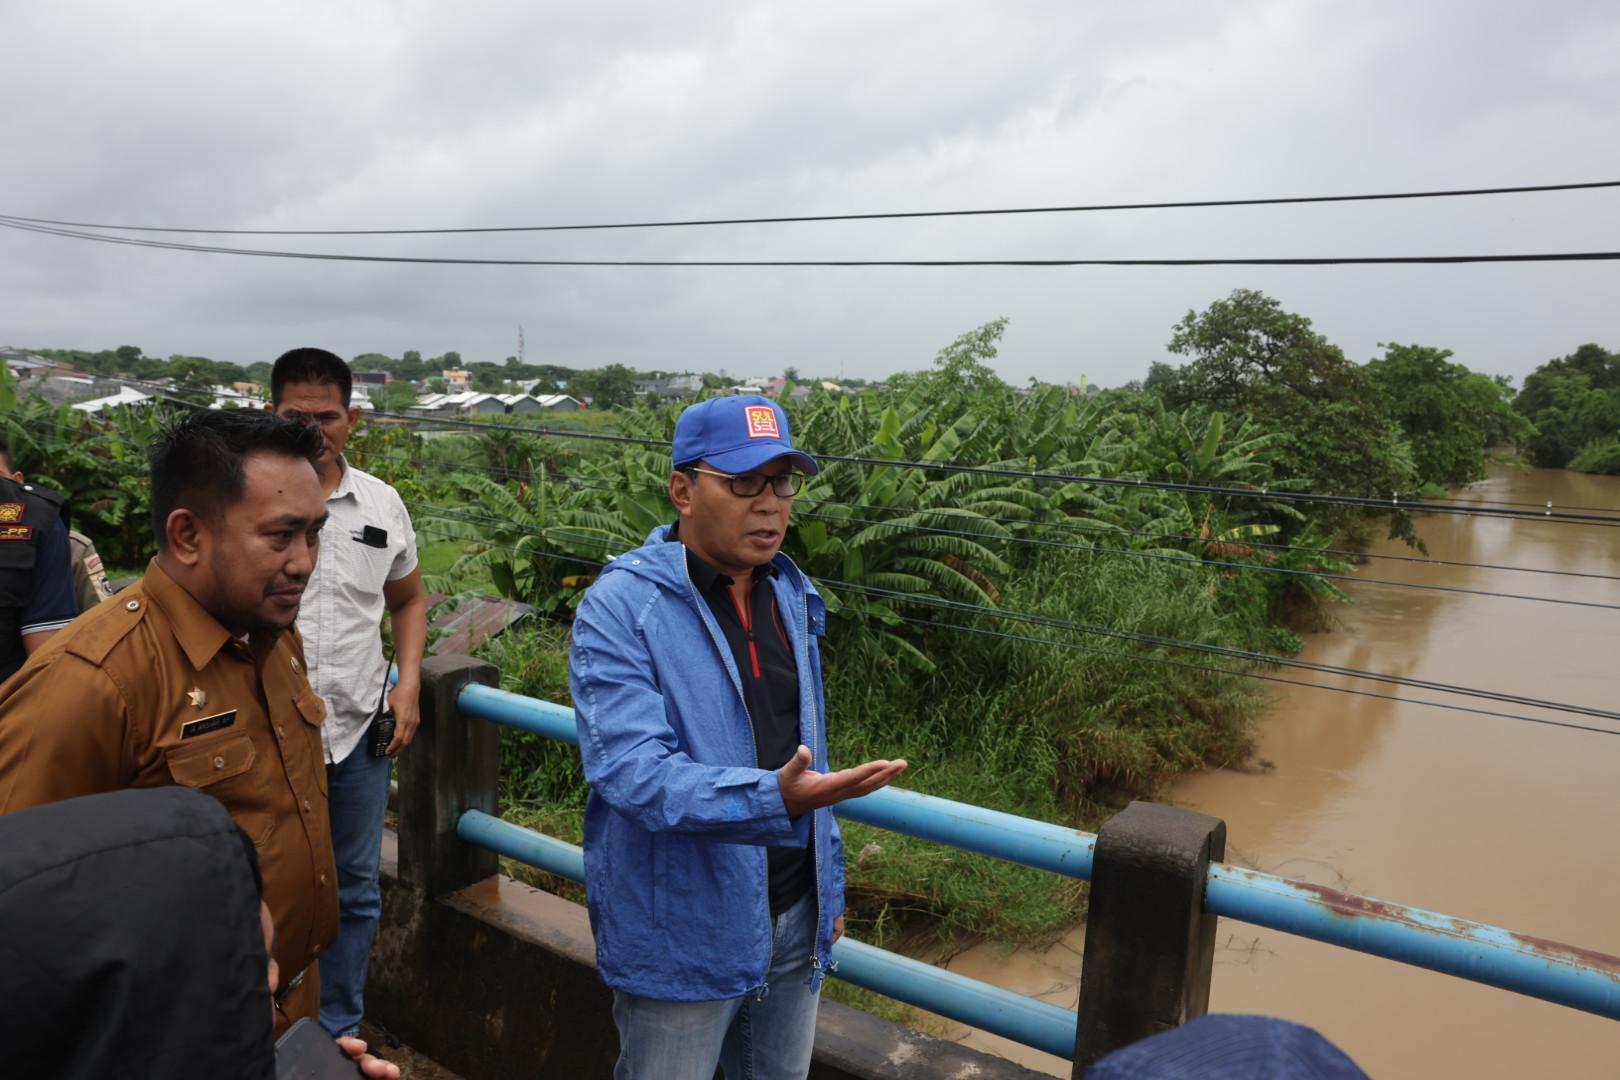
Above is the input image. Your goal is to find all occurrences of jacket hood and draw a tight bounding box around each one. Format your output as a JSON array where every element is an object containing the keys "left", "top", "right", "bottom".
[{"left": 0, "top": 787, "right": 275, "bottom": 1080}]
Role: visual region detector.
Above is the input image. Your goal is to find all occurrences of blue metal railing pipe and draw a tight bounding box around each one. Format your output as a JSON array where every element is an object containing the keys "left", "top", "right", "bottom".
[
  {"left": 450, "top": 683, "right": 1620, "bottom": 1022},
  {"left": 1205, "top": 864, "right": 1620, "bottom": 1020},
  {"left": 458, "top": 808, "right": 585, "bottom": 882},
  {"left": 456, "top": 809, "right": 1080, "bottom": 1060},
  {"left": 456, "top": 683, "right": 1095, "bottom": 880}
]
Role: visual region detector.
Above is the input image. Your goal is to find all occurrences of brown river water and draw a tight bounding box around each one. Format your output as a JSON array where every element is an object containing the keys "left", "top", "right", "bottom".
[{"left": 924, "top": 466, "right": 1620, "bottom": 1078}]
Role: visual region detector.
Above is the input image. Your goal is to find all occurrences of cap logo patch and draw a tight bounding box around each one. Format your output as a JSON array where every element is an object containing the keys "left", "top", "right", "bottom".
[
  {"left": 0, "top": 503, "right": 22, "bottom": 523},
  {"left": 744, "top": 405, "right": 781, "bottom": 439}
]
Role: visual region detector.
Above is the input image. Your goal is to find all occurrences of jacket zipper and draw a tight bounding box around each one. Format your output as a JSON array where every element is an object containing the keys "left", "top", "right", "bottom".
[
  {"left": 725, "top": 578, "right": 764, "bottom": 678},
  {"left": 801, "top": 582, "right": 827, "bottom": 978},
  {"left": 680, "top": 556, "right": 771, "bottom": 992}
]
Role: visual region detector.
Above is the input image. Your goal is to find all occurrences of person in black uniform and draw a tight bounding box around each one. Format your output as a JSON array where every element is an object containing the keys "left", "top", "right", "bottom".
[{"left": 0, "top": 436, "right": 78, "bottom": 684}]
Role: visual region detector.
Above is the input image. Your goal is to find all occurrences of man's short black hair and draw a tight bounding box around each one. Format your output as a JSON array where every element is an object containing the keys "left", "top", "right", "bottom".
[
  {"left": 270, "top": 347, "right": 352, "bottom": 407},
  {"left": 148, "top": 409, "right": 321, "bottom": 548}
]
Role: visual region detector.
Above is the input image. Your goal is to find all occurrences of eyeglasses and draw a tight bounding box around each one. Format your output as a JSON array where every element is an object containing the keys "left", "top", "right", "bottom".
[{"left": 685, "top": 466, "right": 805, "bottom": 498}]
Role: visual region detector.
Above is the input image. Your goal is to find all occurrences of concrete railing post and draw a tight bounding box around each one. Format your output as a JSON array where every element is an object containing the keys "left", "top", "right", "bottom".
[
  {"left": 398, "top": 654, "right": 500, "bottom": 897},
  {"left": 1072, "top": 800, "right": 1226, "bottom": 1074}
]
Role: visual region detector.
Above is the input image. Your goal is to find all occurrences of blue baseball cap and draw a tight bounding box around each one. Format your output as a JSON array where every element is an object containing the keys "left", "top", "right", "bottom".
[{"left": 671, "top": 395, "right": 818, "bottom": 476}]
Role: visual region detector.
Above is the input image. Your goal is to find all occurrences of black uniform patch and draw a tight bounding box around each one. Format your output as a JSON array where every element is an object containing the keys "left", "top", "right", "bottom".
[
  {"left": 180, "top": 710, "right": 238, "bottom": 739},
  {"left": 0, "top": 525, "right": 32, "bottom": 541}
]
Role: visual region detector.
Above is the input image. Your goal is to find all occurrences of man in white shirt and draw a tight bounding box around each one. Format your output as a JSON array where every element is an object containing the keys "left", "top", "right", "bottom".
[{"left": 268, "top": 348, "right": 428, "bottom": 1039}]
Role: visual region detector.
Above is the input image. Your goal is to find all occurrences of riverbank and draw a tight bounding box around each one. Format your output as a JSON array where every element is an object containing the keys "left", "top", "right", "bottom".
[{"left": 917, "top": 466, "right": 1620, "bottom": 1077}]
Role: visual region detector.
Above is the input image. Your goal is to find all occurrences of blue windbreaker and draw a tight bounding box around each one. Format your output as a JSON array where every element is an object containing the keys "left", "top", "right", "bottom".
[{"left": 569, "top": 526, "right": 844, "bottom": 1001}]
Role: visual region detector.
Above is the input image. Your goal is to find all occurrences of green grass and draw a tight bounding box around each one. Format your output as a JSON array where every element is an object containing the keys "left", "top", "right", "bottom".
[{"left": 416, "top": 538, "right": 470, "bottom": 577}]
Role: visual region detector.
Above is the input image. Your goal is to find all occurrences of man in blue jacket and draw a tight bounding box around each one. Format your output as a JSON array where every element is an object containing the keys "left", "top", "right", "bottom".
[{"left": 570, "top": 395, "right": 907, "bottom": 1080}]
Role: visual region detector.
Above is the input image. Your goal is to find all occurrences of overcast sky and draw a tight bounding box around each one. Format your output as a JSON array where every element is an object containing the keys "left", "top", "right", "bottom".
[{"left": 4, "top": 1, "right": 1618, "bottom": 387}]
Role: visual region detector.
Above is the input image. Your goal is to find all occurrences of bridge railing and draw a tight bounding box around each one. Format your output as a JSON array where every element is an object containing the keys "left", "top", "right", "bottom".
[{"left": 396, "top": 657, "right": 1620, "bottom": 1076}]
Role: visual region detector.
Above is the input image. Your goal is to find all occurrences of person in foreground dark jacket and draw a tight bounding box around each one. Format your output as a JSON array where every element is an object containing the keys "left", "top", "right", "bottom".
[{"left": 0, "top": 786, "right": 397, "bottom": 1079}]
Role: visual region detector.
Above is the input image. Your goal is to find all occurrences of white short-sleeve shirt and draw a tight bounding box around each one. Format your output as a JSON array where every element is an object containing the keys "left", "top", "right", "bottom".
[{"left": 299, "top": 458, "right": 418, "bottom": 764}]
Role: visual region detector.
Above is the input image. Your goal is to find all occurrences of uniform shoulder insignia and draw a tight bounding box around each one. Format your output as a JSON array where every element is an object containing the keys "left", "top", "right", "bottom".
[
  {"left": 23, "top": 484, "right": 67, "bottom": 510},
  {"left": 63, "top": 590, "right": 150, "bottom": 665}
]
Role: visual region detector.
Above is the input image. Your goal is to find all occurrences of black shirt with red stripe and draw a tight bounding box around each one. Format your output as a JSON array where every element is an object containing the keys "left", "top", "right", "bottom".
[{"left": 672, "top": 530, "right": 814, "bottom": 915}]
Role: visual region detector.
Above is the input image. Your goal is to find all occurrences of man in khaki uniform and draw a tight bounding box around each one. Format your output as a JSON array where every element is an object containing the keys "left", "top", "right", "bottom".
[
  {"left": 0, "top": 409, "right": 337, "bottom": 1033},
  {"left": 67, "top": 529, "right": 116, "bottom": 612}
]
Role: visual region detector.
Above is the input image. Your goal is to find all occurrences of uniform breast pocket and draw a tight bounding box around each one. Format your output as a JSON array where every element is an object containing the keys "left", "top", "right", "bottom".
[
  {"left": 294, "top": 690, "right": 329, "bottom": 795},
  {"left": 164, "top": 734, "right": 274, "bottom": 846}
]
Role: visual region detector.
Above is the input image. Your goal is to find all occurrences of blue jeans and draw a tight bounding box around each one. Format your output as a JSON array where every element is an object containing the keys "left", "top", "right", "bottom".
[
  {"left": 318, "top": 744, "right": 392, "bottom": 1037},
  {"left": 611, "top": 890, "right": 821, "bottom": 1080}
]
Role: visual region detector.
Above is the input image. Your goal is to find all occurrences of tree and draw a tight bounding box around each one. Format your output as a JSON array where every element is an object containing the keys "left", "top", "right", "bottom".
[
  {"left": 115, "top": 345, "right": 142, "bottom": 370},
  {"left": 167, "top": 355, "right": 224, "bottom": 404},
  {"left": 1142, "top": 361, "right": 1179, "bottom": 393},
  {"left": 570, "top": 364, "right": 639, "bottom": 408},
  {"left": 1165, "top": 290, "right": 1415, "bottom": 501},
  {"left": 1365, "top": 344, "right": 1531, "bottom": 487},
  {"left": 1513, "top": 344, "right": 1620, "bottom": 467},
  {"left": 373, "top": 381, "right": 419, "bottom": 413}
]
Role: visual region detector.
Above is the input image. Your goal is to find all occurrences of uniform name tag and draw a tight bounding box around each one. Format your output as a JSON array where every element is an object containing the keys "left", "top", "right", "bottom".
[
  {"left": 181, "top": 710, "right": 238, "bottom": 739},
  {"left": 0, "top": 525, "right": 32, "bottom": 541}
]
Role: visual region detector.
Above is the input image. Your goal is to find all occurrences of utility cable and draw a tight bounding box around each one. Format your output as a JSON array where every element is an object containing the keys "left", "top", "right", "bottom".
[
  {"left": 68, "top": 379, "right": 1620, "bottom": 526},
  {"left": 5, "top": 215, "right": 1620, "bottom": 268},
  {"left": 340, "top": 401, "right": 1620, "bottom": 526},
  {"left": 400, "top": 499, "right": 1620, "bottom": 724},
  {"left": 17, "top": 412, "right": 1620, "bottom": 594},
  {"left": 5, "top": 178, "right": 1618, "bottom": 234},
  {"left": 890, "top": 615, "right": 1619, "bottom": 738},
  {"left": 398, "top": 507, "right": 1620, "bottom": 737}
]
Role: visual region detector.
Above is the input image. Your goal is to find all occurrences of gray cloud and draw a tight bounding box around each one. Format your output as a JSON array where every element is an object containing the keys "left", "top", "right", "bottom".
[{"left": 4, "top": 0, "right": 1618, "bottom": 384}]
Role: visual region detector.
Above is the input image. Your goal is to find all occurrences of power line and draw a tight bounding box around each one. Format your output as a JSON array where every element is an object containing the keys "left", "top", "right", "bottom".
[
  {"left": 61, "top": 377, "right": 1620, "bottom": 527},
  {"left": 811, "top": 452, "right": 1620, "bottom": 526},
  {"left": 15, "top": 411, "right": 1619, "bottom": 593},
  {"left": 333, "top": 400, "right": 1620, "bottom": 526},
  {"left": 819, "top": 579, "right": 1620, "bottom": 724},
  {"left": 399, "top": 506, "right": 1620, "bottom": 737},
  {"left": 5, "top": 215, "right": 1620, "bottom": 268},
  {"left": 402, "top": 498, "right": 1620, "bottom": 723},
  {"left": 889, "top": 615, "right": 1620, "bottom": 739},
  {"left": 5, "top": 179, "right": 1618, "bottom": 235},
  {"left": 798, "top": 509, "right": 1620, "bottom": 611}
]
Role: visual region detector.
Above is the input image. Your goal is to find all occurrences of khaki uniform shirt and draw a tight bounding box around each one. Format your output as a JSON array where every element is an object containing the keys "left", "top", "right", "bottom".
[
  {"left": 0, "top": 559, "right": 337, "bottom": 1032},
  {"left": 67, "top": 529, "right": 116, "bottom": 614}
]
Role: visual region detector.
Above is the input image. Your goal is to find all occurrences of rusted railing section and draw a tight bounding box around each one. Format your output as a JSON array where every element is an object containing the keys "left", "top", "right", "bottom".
[{"left": 1204, "top": 863, "right": 1620, "bottom": 1018}]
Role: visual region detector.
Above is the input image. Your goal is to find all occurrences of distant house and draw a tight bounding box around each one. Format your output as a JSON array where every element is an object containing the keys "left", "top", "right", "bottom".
[
  {"left": 498, "top": 393, "right": 543, "bottom": 415},
  {"left": 408, "top": 392, "right": 456, "bottom": 417},
  {"left": 70, "top": 385, "right": 154, "bottom": 414},
  {"left": 353, "top": 371, "right": 391, "bottom": 386},
  {"left": 722, "top": 385, "right": 764, "bottom": 397},
  {"left": 30, "top": 375, "right": 105, "bottom": 406},
  {"left": 461, "top": 392, "right": 507, "bottom": 415},
  {"left": 636, "top": 374, "right": 704, "bottom": 400},
  {"left": 441, "top": 368, "right": 473, "bottom": 391},
  {"left": 1, "top": 349, "right": 61, "bottom": 382}
]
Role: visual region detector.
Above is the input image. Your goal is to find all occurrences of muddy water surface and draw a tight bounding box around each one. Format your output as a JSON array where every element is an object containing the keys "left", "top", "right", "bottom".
[{"left": 932, "top": 467, "right": 1620, "bottom": 1078}]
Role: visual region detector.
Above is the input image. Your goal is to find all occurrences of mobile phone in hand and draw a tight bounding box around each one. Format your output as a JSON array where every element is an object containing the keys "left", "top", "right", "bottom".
[{"left": 274, "top": 1017, "right": 365, "bottom": 1079}]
